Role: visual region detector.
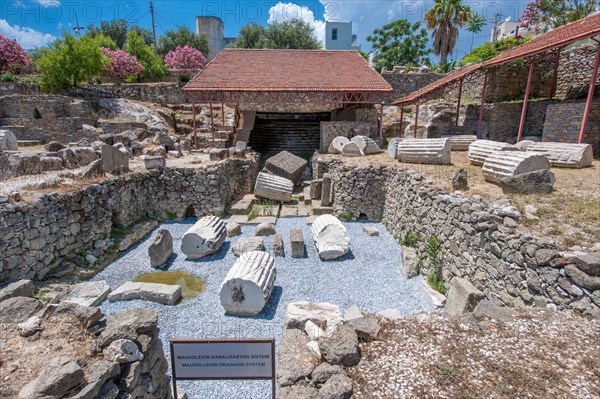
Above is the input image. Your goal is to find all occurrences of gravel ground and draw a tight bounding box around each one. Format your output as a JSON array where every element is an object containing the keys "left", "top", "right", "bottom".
[{"left": 94, "top": 217, "right": 435, "bottom": 398}]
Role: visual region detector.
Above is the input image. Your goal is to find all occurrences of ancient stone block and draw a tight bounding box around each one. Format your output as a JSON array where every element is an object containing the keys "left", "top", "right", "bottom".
[
  {"left": 254, "top": 172, "right": 294, "bottom": 203},
  {"left": 209, "top": 148, "right": 228, "bottom": 161},
  {"left": 148, "top": 229, "right": 173, "bottom": 268},
  {"left": 64, "top": 281, "right": 111, "bottom": 307},
  {"left": 79, "top": 159, "right": 104, "bottom": 179},
  {"left": 0, "top": 280, "right": 34, "bottom": 303},
  {"left": 328, "top": 136, "right": 350, "bottom": 154},
  {"left": 219, "top": 251, "right": 276, "bottom": 316},
  {"left": 321, "top": 174, "right": 333, "bottom": 207},
  {"left": 500, "top": 169, "right": 556, "bottom": 194},
  {"left": 342, "top": 142, "right": 363, "bottom": 157},
  {"left": 101, "top": 144, "right": 129, "bottom": 174},
  {"left": 273, "top": 234, "right": 285, "bottom": 257},
  {"left": 526, "top": 142, "right": 593, "bottom": 168},
  {"left": 482, "top": 151, "right": 550, "bottom": 184},
  {"left": 387, "top": 137, "right": 401, "bottom": 158},
  {"left": 18, "top": 357, "right": 83, "bottom": 399},
  {"left": 284, "top": 301, "right": 342, "bottom": 330},
  {"left": 0, "top": 130, "right": 18, "bottom": 151},
  {"left": 467, "top": 139, "right": 517, "bottom": 166},
  {"left": 318, "top": 324, "right": 360, "bottom": 366},
  {"left": 264, "top": 150, "right": 308, "bottom": 184},
  {"left": 40, "top": 156, "right": 63, "bottom": 171},
  {"left": 277, "top": 328, "right": 318, "bottom": 387},
  {"left": 236, "top": 141, "right": 248, "bottom": 151},
  {"left": 311, "top": 215, "right": 350, "bottom": 260},
  {"left": 514, "top": 139, "right": 535, "bottom": 151},
  {"left": 575, "top": 253, "right": 600, "bottom": 276},
  {"left": 8, "top": 153, "right": 41, "bottom": 175},
  {"left": 351, "top": 135, "right": 381, "bottom": 155},
  {"left": 445, "top": 277, "right": 484, "bottom": 318},
  {"left": 290, "top": 229, "right": 305, "bottom": 258},
  {"left": 108, "top": 281, "right": 182, "bottom": 305},
  {"left": 181, "top": 216, "right": 227, "bottom": 259},
  {"left": 255, "top": 222, "right": 276, "bottom": 236},
  {"left": 397, "top": 138, "right": 451, "bottom": 165},
  {"left": 442, "top": 135, "right": 477, "bottom": 151},
  {"left": 232, "top": 236, "right": 263, "bottom": 257},
  {"left": 452, "top": 168, "right": 469, "bottom": 190},
  {"left": 310, "top": 179, "right": 323, "bottom": 200},
  {"left": 226, "top": 222, "right": 241, "bottom": 237},
  {"left": 0, "top": 149, "right": 15, "bottom": 179},
  {"left": 141, "top": 155, "right": 166, "bottom": 170}
]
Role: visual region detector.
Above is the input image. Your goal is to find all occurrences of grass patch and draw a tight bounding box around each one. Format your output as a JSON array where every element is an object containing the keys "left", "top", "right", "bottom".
[
  {"left": 110, "top": 225, "right": 130, "bottom": 241},
  {"left": 338, "top": 211, "right": 355, "bottom": 221},
  {"left": 247, "top": 206, "right": 258, "bottom": 221},
  {"left": 427, "top": 270, "right": 447, "bottom": 295},
  {"left": 166, "top": 211, "right": 178, "bottom": 220}
]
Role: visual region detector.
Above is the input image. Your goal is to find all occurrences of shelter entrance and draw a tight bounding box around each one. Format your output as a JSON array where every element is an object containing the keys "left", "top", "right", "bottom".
[{"left": 248, "top": 112, "right": 330, "bottom": 155}]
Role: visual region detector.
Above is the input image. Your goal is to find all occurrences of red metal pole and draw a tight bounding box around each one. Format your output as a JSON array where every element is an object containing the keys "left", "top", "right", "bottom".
[
  {"left": 477, "top": 73, "right": 489, "bottom": 139},
  {"left": 210, "top": 102, "right": 215, "bottom": 146},
  {"left": 456, "top": 77, "right": 464, "bottom": 126},
  {"left": 413, "top": 103, "right": 419, "bottom": 138},
  {"left": 221, "top": 102, "right": 225, "bottom": 126},
  {"left": 549, "top": 49, "right": 561, "bottom": 99},
  {"left": 517, "top": 60, "right": 536, "bottom": 143},
  {"left": 192, "top": 103, "right": 198, "bottom": 150},
  {"left": 399, "top": 106, "right": 405, "bottom": 137},
  {"left": 579, "top": 42, "right": 600, "bottom": 144},
  {"left": 378, "top": 103, "right": 384, "bottom": 139}
]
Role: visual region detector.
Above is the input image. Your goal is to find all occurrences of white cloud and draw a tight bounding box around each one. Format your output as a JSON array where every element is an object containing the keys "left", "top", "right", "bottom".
[
  {"left": 0, "top": 19, "right": 56, "bottom": 49},
  {"left": 268, "top": 2, "right": 327, "bottom": 48},
  {"left": 33, "top": 0, "right": 60, "bottom": 7}
]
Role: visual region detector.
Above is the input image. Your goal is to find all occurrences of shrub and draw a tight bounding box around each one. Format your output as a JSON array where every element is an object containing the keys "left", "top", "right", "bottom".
[
  {"left": 0, "top": 34, "right": 31, "bottom": 74},
  {"left": 462, "top": 36, "right": 531, "bottom": 65},
  {"left": 126, "top": 31, "right": 168, "bottom": 82},
  {"left": 178, "top": 75, "right": 190, "bottom": 83},
  {"left": 164, "top": 45, "right": 207, "bottom": 70},
  {"left": 0, "top": 72, "right": 17, "bottom": 82},
  {"left": 102, "top": 48, "right": 144, "bottom": 81}
]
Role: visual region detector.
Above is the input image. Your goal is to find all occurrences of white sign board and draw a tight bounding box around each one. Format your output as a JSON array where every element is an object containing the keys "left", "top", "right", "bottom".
[{"left": 170, "top": 339, "right": 275, "bottom": 380}]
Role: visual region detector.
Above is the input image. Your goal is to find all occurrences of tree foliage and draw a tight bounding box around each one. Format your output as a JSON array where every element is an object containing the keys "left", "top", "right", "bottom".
[
  {"left": 0, "top": 34, "right": 31, "bottom": 73},
  {"left": 366, "top": 19, "right": 431, "bottom": 71},
  {"left": 36, "top": 34, "right": 106, "bottom": 92},
  {"left": 87, "top": 19, "right": 153, "bottom": 49},
  {"left": 520, "top": 0, "right": 597, "bottom": 31},
  {"left": 234, "top": 19, "right": 321, "bottom": 49},
  {"left": 157, "top": 26, "right": 209, "bottom": 58},
  {"left": 164, "top": 45, "right": 207, "bottom": 70},
  {"left": 461, "top": 36, "right": 531, "bottom": 65},
  {"left": 102, "top": 48, "right": 144, "bottom": 81},
  {"left": 466, "top": 13, "right": 487, "bottom": 51},
  {"left": 125, "top": 31, "right": 168, "bottom": 82},
  {"left": 424, "top": 0, "right": 471, "bottom": 65}
]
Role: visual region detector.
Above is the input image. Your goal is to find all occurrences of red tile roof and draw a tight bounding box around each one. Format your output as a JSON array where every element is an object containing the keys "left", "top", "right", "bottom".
[
  {"left": 394, "top": 13, "right": 600, "bottom": 106},
  {"left": 183, "top": 49, "right": 393, "bottom": 93}
]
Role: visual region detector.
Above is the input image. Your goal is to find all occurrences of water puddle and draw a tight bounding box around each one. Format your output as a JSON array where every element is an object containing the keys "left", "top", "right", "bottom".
[{"left": 133, "top": 270, "right": 206, "bottom": 302}]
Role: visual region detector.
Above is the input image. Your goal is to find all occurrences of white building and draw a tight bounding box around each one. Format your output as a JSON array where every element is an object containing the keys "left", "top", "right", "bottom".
[{"left": 325, "top": 21, "right": 360, "bottom": 51}]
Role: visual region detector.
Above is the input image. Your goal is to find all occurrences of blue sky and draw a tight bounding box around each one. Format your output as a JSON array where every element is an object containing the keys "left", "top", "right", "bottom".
[{"left": 0, "top": 0, "right": 532, "bottom": 61}]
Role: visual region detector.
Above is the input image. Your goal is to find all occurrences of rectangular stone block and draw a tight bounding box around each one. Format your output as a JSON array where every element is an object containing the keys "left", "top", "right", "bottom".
[
  {"left": 290, "top": 229, "right": 305, "bottom": 258},
  {"left": 310, "top": 179, "right": 323, "bottom": 200},
  {"left": 102, "top": 145, "right": 129, "bottom": 174},
  {"left": 264, "top": 150, "right": 308, "bottom": 184},
  {"left": 321, "top": 174, "right": 333, "bottom": 207}
]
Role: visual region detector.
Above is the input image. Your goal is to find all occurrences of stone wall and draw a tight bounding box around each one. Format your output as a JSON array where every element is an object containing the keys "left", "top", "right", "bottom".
[
  {"left": 543, "top": 99, "right": 600, "bottom": 154},
  {"left": 0, "top": 82, "right": 40, "bottom": 96},
  {"left": 381, "top": 71, "right": 443, "bottom": 101},
  {"left": 312, "top": 156, "right": 598, "bottom": 314},
  {"left": 69, "top": 83, "right": 187, "bottom": 105},
  {"left": 0, "top": 157, "right": 258, "bottom": 283},
  {"left": 238, "top": 103, "right": 336, "bottom": 113},
  {"left": 320, "top": 122, "right": 377, "bottom": 151}
]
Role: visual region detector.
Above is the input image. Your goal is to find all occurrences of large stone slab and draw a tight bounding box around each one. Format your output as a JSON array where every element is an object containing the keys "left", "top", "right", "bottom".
[
  {"left": 181, "top": 216, "right": 226, "bottom": 259},
  {"left": 445, "top": 277, "right": 484, "bottom": 317},
  {"left": 18, "top": 357, "right": 84, "bottom": 399},
  {"left": 254, "top": 171, "right": 294, "bottom": 203},
  {"left": 526, "top": 142, "right": 593, "bottom": 168},
  {"left": 231, "top": 236, "right": 264, "bottom": 257},
  {"left": 148, "top": 229, "right": 173, "bottom": 268},
  {"left": 351, "top": 135, "right": 381, "bottom": 155},
  {"left": 141, "top": 155, "right": 166, "bottom": 170},
  {"left": 328, "top": 136, "right": 350, "bottom": 154},
  {"left": 108, "top": 281, "right": 182, "bottom": 305},
  {"left": 442, "top": 135, "right": 477, "bottom": 151},
  {"left": 500, "top": 169, "right": 556, "bottom": 194},
  {"left": 220, "top": 251, "right": 276, "bottom": 316},
  {"left": 397, "top": 138, "right": 451, "bottom": 165},
  {"left": 0, "top": 297, "right": 42, "bottom": 323},
  {"left": 468, "top": 139, "right": 518, "bottom": 165},
  {"left": 264, "top": 150, "right": 307, "bottom": 184},
  {"left": 0, "top": 280, "right": 34, "bottom": 303},
  {"left": 311, "top": 215, "right": 350, "bottom": 260},
  {"left": 64, "top": 281, "right": 111, "bottom": 307},
  {"left": 102, "top": 144, "right": 129, "bottom": 174},
  {"left": 0, "top": 130, "right": 18, "bottom": 151},
  {"left": 285, "top": 301, "right": 343, "bottom": 330},
  {"left": 482, "top": 151, "right": 550, "bottom": 184}
]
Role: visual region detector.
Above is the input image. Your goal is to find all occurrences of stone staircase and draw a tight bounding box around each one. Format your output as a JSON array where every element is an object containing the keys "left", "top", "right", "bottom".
[{"left": 168, "top": 103, "right": 235, "bottom": 149}]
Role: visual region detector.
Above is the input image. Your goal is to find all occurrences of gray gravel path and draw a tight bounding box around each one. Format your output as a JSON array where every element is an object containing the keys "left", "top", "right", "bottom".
[{"left": 94, "top": 217, "right": 435, "bottom": 398}]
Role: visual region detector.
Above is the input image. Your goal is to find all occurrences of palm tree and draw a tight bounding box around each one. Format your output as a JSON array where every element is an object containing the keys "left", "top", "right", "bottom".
[
  {"left": 466, "top": 13, "right": 486, "bottom": 51},
  {"left": 425, "top": 0, "right": 471, "bottom": 65}
]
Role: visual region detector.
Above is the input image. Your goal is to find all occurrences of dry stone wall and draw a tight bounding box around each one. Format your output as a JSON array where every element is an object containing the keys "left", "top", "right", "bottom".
[
  {"left": 320, "top": 122, "right": 377, "bottom": 151},
  {"left": 69, "top": 83, "right": 187, "bottom": 105},
  {"left": 381, "top": 71, "right": 444, "bottom": 101},
  {"left": 0, "top": 157, "right": 258, "bottom": 283},
  {"left": 543, "top": 99, "right": 600, "bottom": 155},
  {"left": 313, "top": 156, "right": 598, "bottom": 314}
]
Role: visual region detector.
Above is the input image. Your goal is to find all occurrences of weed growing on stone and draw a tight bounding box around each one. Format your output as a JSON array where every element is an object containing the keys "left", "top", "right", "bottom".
[
  {"left": 426, "top": 236, "right": 446, "bottom": 294},
  {"left": 247, "top": 206, "right": 258, "bottom": 221},
  {"left": 166, "top": 211, "right": 178, "bottom": 220},
  {"left": 110, "top": 225, "right": 130, "bottom": 241}
]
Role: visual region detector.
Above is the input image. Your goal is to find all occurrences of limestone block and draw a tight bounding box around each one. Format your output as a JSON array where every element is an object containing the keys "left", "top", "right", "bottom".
[
  {"left": 328, "top": 136, "right": 350, "bottom": 154},
  {"left": 311, "top": 215, "right": 350, "bottom": 260},
  {"left": 141, "top": 155, "right": 166, "bottom": 170},
  {"left": 526, "top": 142, "right": 593, "bottom": 168},
  {"left": 310, "top": 179, "right": 323, "bottom": 200},
  {"left": 482, "top": 151, "right": 550, "bottom": 184},
  {"left": 264, "top": 150, "right": 307, "bottom": 184},
  {"left": 0, "top": 280, "right": 34, "bottom": 303},
  {"left": 351, "top": 135, "right": 381, "bottom": 155},
  {"left": 445, "top": 277, "right": 484, "bottom": 318},
  {"left": 273, "top": 234, "right": 284, "bottom": 257},
  {"left": 181, "top": 216, "right": 226, "bottom": 259},
  {"left": 226, "top": 222, "right": 241, "bottom": 237},
  {"left": 500, "top": 169, "right": 556, "bottom": 194},
  {"left": 8, "top": 153, "right": 41, "bottom": 175},
  {"left": 387, "top": 137, "right": 401, "bottom": 158},
  {"left": 321, "top": 174, "right": 333, "bottom": 207},
  {"left": 219, "top": 251, "right": 277, "bottom": 316},
  {"left": 71, "top": 147, "right": 99, "bottom": 167},
  {"left": 148, "top": 229, "right": 173, "bottom": 268},
  {"left": 64, "top": 281, "right": 111, "bottom": 307},
  {"left": 108, "top": 281, "right": 182, "bottom": 305},
  {"left": 254, "top": 172, "right": 294, "bottom": 203},
  {"left": 397, "top": 138, "right": 451, "bottom": 165},
  {"left": 232, "top": 236, "right": 263, "bottom": 257},
  {"left": 101, "top": 145, "right": 129, "bottom": 174},
  {"left": 285, "top": 301, "right": 342, "bottom": 330},
  {"left": 40, "top": 156, "right": 63, "bottom": 171},
  {"left": 467, "top": 140, "right": 518, "bottom": 165},
  {"left": 0, "top": 130, "right": 18, "bottom": 151},
  {"left": 255, "top": 222, "right": 276, "bottom": 236},
  {"left": 441, "top": 135, "right": 477, "bottom": 151},
  {"left": 342, "top": 142, "right": 363, "bottom": 157},
  {"left": 209, "top": 148, "right": 228, "bottom": 161},
  {"left": 291, "top": 229, "right": 305, "bottom": 258},
  {"left": 236, "top": 141, "right": 248, "bottom": 151}
]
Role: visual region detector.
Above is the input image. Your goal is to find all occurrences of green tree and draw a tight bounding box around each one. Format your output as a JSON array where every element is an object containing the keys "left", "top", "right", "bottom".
[
  {"left": 36, "top": 34, "right": 106, "bottom": 92},
  {"left": 466, "top": 13, "right": 486, "bottom": 51},
  {"left": 461, "top": 36, "right": 530, "bottom": 65},
  {"left": 126, "top": 31, "right": 168, "bottom": 82},
  {"left": 521, "top": 0, "right": 597, "bottom": 30},
  {"left": 424, "top": 0, "right": 471, "bottom": 65},
  {"left": 234, "top": 19, "right": 321, "bottom": 49},
  {"left": 87, "top": 19, "right": 153, "bottom": 49},
  {"left": 157, "top": 26, "right": 209, "bottom": 58},
  {"left": 366, "top": 19, "right": 431, "bottom": 71}
]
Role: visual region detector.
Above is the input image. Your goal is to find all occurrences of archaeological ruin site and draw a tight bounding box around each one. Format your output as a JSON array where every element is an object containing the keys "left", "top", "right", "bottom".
[{"left": 1, "top": 9, "right": 599, "bottom": 399}]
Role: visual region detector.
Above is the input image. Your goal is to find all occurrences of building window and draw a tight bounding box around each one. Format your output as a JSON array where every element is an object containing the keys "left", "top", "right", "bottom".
[{"left": 331, "top": 28, "right": 338, "bottom": 41}]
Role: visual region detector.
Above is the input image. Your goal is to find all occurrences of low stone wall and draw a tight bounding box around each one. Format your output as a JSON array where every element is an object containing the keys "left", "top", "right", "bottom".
[
  {"left": 381, "top": 71, "right": 443, "bottom": 101},
  {"left": 313, "top": 156, "right": 598, "bottom": 314},
  {"left": 0, "top": 82, "right": 40, "bottom": 96},
  {"left": 0, "top": 157, "right": 258, "bottom": 283},
  {"left": 320, "top": 122, "right": 377, "bottom": 151},
  {"left": 69, "top": 83, "right": 187, "bottom": 105},
  {"left": 543, "top": 99, "right": 600, "bottom": 154}
]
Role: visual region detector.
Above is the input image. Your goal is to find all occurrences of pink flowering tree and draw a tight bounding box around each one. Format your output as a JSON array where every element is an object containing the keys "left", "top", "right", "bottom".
[
  {"left": 520, "top": 0, "right": 596, "bottom": 31},
  {"left": 0, "top": 34, "right": 31, "bottom": 74},
  {"left": 102, "top": 48, "right": 144, "bottom": 81},
  {"left": 164, "top": 45, "right": 207, "bottom": 70}
]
